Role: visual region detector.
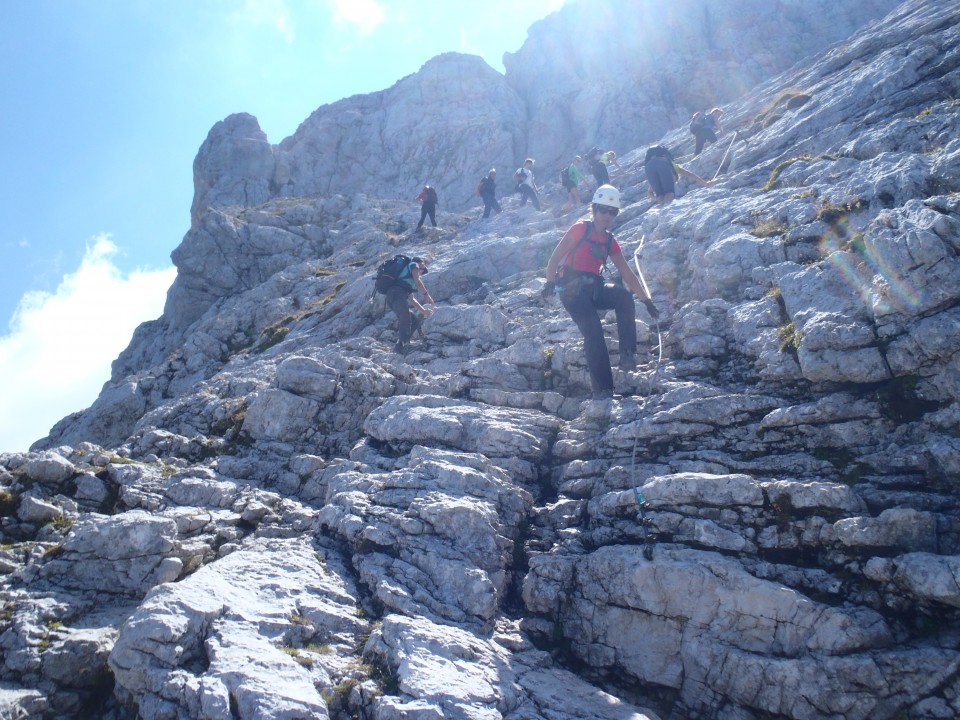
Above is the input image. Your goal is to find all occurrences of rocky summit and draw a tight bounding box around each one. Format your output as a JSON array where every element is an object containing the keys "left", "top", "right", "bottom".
[{"left": 3, "top": 0, "right": 960, "bottom": 718}]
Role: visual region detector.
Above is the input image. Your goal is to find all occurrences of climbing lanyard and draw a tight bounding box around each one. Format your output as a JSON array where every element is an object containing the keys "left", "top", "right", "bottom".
[
  {"left": 712, "top": 130, "right": 740, "bottom": 181},
  {"left": 632, "top": 486, "right": 655, "bottom": 560},
  {"left": 632, "top": 237, "right": 662, "bottom": 369},
  {"left": 630, "top": 234, "right": 662, "bottom": 560}
]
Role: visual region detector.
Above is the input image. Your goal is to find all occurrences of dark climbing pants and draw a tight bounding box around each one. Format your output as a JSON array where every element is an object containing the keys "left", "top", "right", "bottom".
[
  {"left": 591, "top": 161, "right": 609, "bottom": 186},
  {"left": 518, "top": 184, "right": 540, "bottom": 210},
  {"left": 644, "top": 157, "right": 676, "bottom": 199},
  {"left": 561, "top": 274, "right": 636, "bottom": 394},
  {"left": 693, "top": 128, "right": 717, "bottom": 155},
  {"left": 481, "top": 193, "right": 501, "bottom": 218},
  {"left": 386, "top": 286, "right": 414, "bottom": 342},
  {"left": 417, "top": 203, "right": 437, "bottom": 229}
]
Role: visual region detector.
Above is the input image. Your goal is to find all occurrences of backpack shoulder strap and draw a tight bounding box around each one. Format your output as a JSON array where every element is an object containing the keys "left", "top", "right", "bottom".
[
  {"left": 580, "top": 220, "right": 593, "bottom": 250},
  {"left": 577, "top": 221, "right": 613, "bottom": 257},
  {"left": 600, "top": 229, "right": 615, "bottom": 274},
  {"left": 565, "top": 220, "right": 614, "bottom": 274},
  {"left": 559, "top": 220, "right": 618, "bottom": 276},
  {"left": 395, "top": 258, "right": 415, "bottom": 286},
  {"left": 562, "top": 221, "right": 590, "bottom": 269}
]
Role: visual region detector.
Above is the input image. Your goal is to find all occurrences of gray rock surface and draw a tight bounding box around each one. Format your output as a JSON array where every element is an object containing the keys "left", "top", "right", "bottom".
[
  {"left": 125, "top": 0, "right": 902, "bottom": 341},
  {"left": 4, "top": 1, "right": 960, "bottom": 719}
]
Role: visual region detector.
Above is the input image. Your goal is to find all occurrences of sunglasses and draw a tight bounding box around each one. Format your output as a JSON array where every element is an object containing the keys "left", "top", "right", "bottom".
[{"left": 595, "top": 205, "right": 619, "bottom": 216}]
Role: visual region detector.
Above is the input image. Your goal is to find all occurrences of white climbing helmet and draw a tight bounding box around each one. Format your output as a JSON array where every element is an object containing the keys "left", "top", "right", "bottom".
[{"left": 592, "top": 184, "right": 621, "bottom": 209}]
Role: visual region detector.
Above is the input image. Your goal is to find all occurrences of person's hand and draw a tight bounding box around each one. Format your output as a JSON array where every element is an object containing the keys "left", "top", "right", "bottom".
[
  {"left": 422, "top": 307, "right": 434, "bottom": 317},
  {"left": 642, "top": 299, "right": 660, "bottom": 319},
  {"left": 541, "top": 281, "right": 556, "bottom": 300}
]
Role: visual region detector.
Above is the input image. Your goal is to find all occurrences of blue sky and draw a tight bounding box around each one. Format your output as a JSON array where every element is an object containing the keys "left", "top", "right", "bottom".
[{"left": 0, "top": 0, "right": 565, "bottom": 452}]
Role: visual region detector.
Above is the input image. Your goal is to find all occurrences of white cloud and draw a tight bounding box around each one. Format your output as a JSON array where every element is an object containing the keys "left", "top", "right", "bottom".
[
  {"left": 326, "top": 0, "right": 385, "bottom": 35},
  {"left": 0, "top": 235, "right": 176, "bottom": 453},
  {"left": 234, "top": 0, "right": 296, "bottom": 43}
]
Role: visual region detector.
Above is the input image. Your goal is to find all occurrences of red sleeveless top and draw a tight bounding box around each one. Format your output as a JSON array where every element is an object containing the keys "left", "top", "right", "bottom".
[{"left": 564, "top": 221, "right": 622, "bottom": 276}]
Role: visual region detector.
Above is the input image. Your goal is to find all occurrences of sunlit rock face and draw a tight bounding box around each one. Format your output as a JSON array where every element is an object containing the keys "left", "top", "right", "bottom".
[
  {"left": 195, "top": 53, "right": 526, "bottom": 231},
  {"left": 190, "top": 0, "right": 903, "bottom": 221},
  {"left": 503, "top": 0, "right": 903, "bottom": 171},
  {"left": 10, "top": 1, "right": 960, "bottom": 719}
]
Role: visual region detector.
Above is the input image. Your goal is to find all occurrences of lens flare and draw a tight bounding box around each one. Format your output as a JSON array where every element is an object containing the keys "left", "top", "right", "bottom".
[{"left": 818, "top": 218, "right": 923, "bottom": 315}]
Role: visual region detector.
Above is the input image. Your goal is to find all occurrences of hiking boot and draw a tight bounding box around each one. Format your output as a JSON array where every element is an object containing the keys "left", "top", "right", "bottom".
[
  {"left": 393, "top": 341, "right": 408, "bottom": 355},
  {"left": 619, "top": 352, "right": 637, "bottom": 371}
]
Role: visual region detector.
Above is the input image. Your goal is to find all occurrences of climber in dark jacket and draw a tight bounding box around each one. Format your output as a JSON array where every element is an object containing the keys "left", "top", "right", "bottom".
[
  {"left": 385, "top": 257, "right": 434, "bottom": 354},
  {"left": 416, "top": 185, "right": 439, "bottom": 230},
  {"left": 479, "top": 169, "right": 501, "bottom": 218},
  {"left": 690, "top": 107, "right": 724, "bottom": 155},
  {"left": 643, "top": 145, "right": 711, "bottom": 205}
]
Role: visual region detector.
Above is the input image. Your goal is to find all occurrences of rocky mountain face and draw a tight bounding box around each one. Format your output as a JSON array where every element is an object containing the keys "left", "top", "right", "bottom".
[
  {"left": 188, "top": 0, "right": 904, "bottom": 236},
  {"left": 4, "top": 0, "right": 960, "bottom": 718},
  {"left": 121, "top": 0, "right": 904, "bottom": 355}
]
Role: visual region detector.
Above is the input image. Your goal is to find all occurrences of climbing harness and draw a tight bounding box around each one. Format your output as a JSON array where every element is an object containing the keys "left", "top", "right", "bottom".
[{"left": 712, "top": 130, "right": 740, "bottom": 181}]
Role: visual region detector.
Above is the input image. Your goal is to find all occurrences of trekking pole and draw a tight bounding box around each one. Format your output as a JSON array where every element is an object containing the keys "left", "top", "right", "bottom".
[{"left": 712, "top": 130, "right": 740, "bottom": 182}]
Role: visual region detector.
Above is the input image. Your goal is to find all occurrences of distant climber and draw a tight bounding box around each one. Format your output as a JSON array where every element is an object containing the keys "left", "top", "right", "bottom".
[
  {"left": 584, "top": 147, "right": 601, "bottom": 179},
  {"left": 561, "top": 156, "right": 585, "bottom": 211},
  {"left": 589, "top": 149, "right": 622, "bottom": 187},
  {"left": 543, "top": 185, "right": 659, "bottom": 400},
  {"left": 515, "top": 158, "right": 541, "bottom": 211},
  {"left": 689, "top": 107, "right": 724, "bottom": 156},
  {"left": 643, "top": 145, "right": 711, "bottom": 205},
  {"left": 375, "top": 255, "right": 434, "bottom": 354},
  {"left": 416, "top": 185, "right": 439, "bottom": 230},
  {"left": 478, "top": 169, "right": 501, "bottom": 218}
]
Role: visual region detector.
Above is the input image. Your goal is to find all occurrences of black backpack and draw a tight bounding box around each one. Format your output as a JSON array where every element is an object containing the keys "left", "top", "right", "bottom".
[
  {"left": 689, "top": 111, "right": 709, "bottom": 133},
  {"left": 644, "top": 145, "right": 673, "bottom": 164},
  {"left": 645, "top": 145, "right": 679, "bottom": 181},
  {"left": 374, "top": 255, "right": 413, "bottom": 294}
]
